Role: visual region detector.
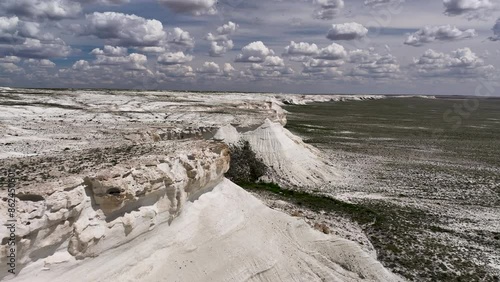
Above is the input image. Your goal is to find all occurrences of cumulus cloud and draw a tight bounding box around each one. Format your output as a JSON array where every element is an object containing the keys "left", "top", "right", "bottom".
[
  {"left": 0, "top": 55, "right": 22, "bottom": 74},
  {"left": 347, "top": 48, "right": 401, "bottom": 79},
  {"left": 1, "top": 37, "right": 71, "bottom": 58},
  {"left": 217, "top": 21, "right": 237, "bottom": 35},
  {"left": 315, "top": 43, "right": 347, "bottom": 60},
  {"left": 209, "top": 40, "right": 234, "bottom": 57},
  {"left": 313, "top": 0, "right": 345, "bottom": 20},
  {"left": 302, "top": 58, "right": 343, "bottom": 76},
  {"left": 197, "top": 61, "right": 220, "bottom": 74},
  {"left": 235, "top": 41, "right": 275, "bottom": 63},
  {"left": 93, "top": 53, "right": 148, "bottom": 70},
  {"left": 206, "top": 21, "right": 238, "bottom": 57},
  {"left": 244, "top": 63, "right": 294, "bottom": 79},
  {"left": 62, "top": 46, "right": 153, "bottom": 88},
  {"left": 170, "top": 27, "right": 195, "bottom": 49},
  {"left": 0, "top": 16, "right": 22, "bottom": 44},
  {"left": 0, "top": 56, "right": 20, "bottom": 63},
  {"left": 157, "top": 51, "right": 193, "bottom": 65},
  {"left": 489, "top": 18, "right": 500, "bottom": 41},
  {"left": 0, "top": 62, "right": 23, "bottom": 73},
  {"left": 262, "top": 56, "right": 285, "bottom": 67},
  {"left": 404, "top": 25, "right": 476, "bottom": 46},
  {"left": 443, "top": 0, "right": 495, "bottom": 18},
  {"left": 90, "top": 45, "right": 128, "bottom": 57},
  {"left": 411, "top": 48, "right": 495, "bottom": 78},
  {"left": 240, "top": 53, "right": 292, "bottom": 79},
  {"left": 157, "top": 64, "right": 195, "bottom": 77},
  {"left": 283, "top": 41, "right": 319, "bottom": 60},
  {"left": 326, "top": 22, "right": 368, "bottom": 41},
  {"left": 222, "top": 63, "right": 235, "bottom": 76},
  {"left": 157, "top": 0, "right": 216, "bottom": 15},
  {"left": 72, "top": 59, "right": 93, "bottom": 71},
  {"left": 0, "top": 16, "right": 54, "bottom": 44},
  {"left": 25, "top": 58, "right": 56, "bottom": 67},
  {"left": 82, "top": 12, "right": 166, "bottom": 47},
  {"left": 0, "top": 0, "right": 81, "bottom": 21}
]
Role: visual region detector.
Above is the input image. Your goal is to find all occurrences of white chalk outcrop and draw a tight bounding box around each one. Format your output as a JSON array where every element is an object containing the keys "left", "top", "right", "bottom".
[
  {"left": 0, "top": 88, "right": 399, "bottom": 282},
  {"left": 241, "top": 119, "right": 343, "bottom": 189},
  {"left": 212, "top": 124, "right": 240, "bottom": 144},
  {"left": 0, "top": 141, "right": 230, "bottom": 279},
  {"left": 9, "top": 179, "right": 400, "bottom": 282}
]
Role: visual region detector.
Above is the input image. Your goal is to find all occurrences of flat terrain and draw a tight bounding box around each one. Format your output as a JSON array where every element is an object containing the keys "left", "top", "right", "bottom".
[{"left": 283, "top": 97, "right": 500, "bottom": 281}]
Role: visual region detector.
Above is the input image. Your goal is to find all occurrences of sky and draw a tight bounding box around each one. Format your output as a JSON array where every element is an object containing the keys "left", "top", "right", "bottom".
[{"left": 0, "top": 0, "right": 499, "bottom": 95}]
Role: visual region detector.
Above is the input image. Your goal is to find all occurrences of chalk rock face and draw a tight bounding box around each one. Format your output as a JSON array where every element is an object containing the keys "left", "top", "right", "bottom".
[
  {"left": 242, "top": 119, "right": 344, "bottom": 189},
  {"left": 0, "top": 141, "right": 230, "bottom": 277},
  {"left": 10, "top": 179, "right": 402, "bottom": 282},
  {"left": 212, "top": 124, "right": 240, "bottom": 144}
]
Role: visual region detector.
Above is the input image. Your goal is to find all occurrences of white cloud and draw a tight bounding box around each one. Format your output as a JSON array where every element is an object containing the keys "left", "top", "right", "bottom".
[
  {"left": 93, "top": 53, "right": 148, "bottom": 70},
  {"left": 217, "top": 21, "right": 237, "bottom": 35},
  {"left": 235, "top": 41, "right": 275, "bottom": 63},
  {"left": 25, "top": 58, "right": 56, "bottom": 67},
  {"left": 326, "top": 22, "right": 368, "bottom": 41},
  {"left": 313, "top": 0, "right": 344, "bottom": 20},
  {"left": 72, "top": 60, "right": 93, "bottom": 71},
  {"left": 0, "top": 62, "right": 22, "bottom": 73},
  {"left": 489, "top": 18, "right": 500, "bottom": 41},
  {"left": 263, "top": 56, "right": 285, "bottom": 67},
  {"left": 197, "top": 61, "right": 221, "bottom": 73},
  {"left": 157, "top": 64, "right": 195, "bottom": 77},
  {"left": 347, "top": 49, "right": 401, "bottom": 79},
  {"left": 170, "top": 27, "right": 195, "bottom": 49},
  {"left": 315, "top": 43, "right": 347, "bottom": 60},
  {"left": 0, "top": 16, "right": 55, "bottom": 44},
  {"left": 0, "top": 16, "right": 21, "bottom": 44},
  {"left": 206, "top": 21, "right": 238, "bottom": 57},
  {"left": 0, "top": 56, "right": 20, "bottom": 63},
  {"left": 0, "top": 0, "right": 81, "bottom": 21},
  {"left": 82, "top": 12, "right": 166, "bottom": 47},
  {"left": 157, "top": 51, "right": 193, "bottom": 65},
  {"left": 302, "top": 58, "right": 343, "bottom": 76},
  {"left": 209, "top": 40, "right": 234, "bottom": 57},
  {"left": 443, "top": 0, "right": 495, "bottom": 18},
  {"left": 404, "top": 25, "right": 477, "bottom": 46},
  {"left": 222, "top": 63, "right": 235, "bottom": 76},
  {"left": 283, "top": 41, "right": 319, "bottom": 57},
  {"left": 244, "top": 63, "right": 294, "bottom": 78},
  {"left": 411, "top": 48, "right": 495, "bottom": 78},
  {"left": 136, "top": 46, "right": 166, "bottom": 54},
  {"left": 91, "top": 45, "right": 128, "bottom": 57},
  {"left": 157, "top": 0, "right": 217, "bottom": 15},
  {"left": 1, "top": 37, "right": 71, "bottom": 58}
]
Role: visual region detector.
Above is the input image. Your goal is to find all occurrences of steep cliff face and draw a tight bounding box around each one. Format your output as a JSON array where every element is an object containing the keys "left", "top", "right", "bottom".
[{"left": 0, "top": 141, "right": 230, "bottom": 279}]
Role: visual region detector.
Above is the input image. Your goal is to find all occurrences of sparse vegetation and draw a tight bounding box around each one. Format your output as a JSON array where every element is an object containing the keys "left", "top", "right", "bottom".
[
  {"left": 280, "top": 97, "right": 500, "bottom": 281},
  {"left": 225, "top": 141, "right": 268, "bottom": 184}
]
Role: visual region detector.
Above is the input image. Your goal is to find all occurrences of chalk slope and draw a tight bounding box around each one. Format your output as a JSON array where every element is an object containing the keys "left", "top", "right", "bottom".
[{"left": 13, "top": 179, "right": 400, "bottom": 282}]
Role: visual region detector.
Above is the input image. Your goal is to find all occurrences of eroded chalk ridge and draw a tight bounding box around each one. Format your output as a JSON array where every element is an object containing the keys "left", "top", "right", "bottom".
[
  {"left": 0, "top": 89, "right": 399, "bottom": 282},
  {"left": 0, "top": 141, "right": 230, "bottom": 279}
]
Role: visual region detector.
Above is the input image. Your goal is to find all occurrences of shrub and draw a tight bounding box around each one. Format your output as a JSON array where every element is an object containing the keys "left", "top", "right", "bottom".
[{"left": 226, "top": 140, "right": 267, "bottom": 184}]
